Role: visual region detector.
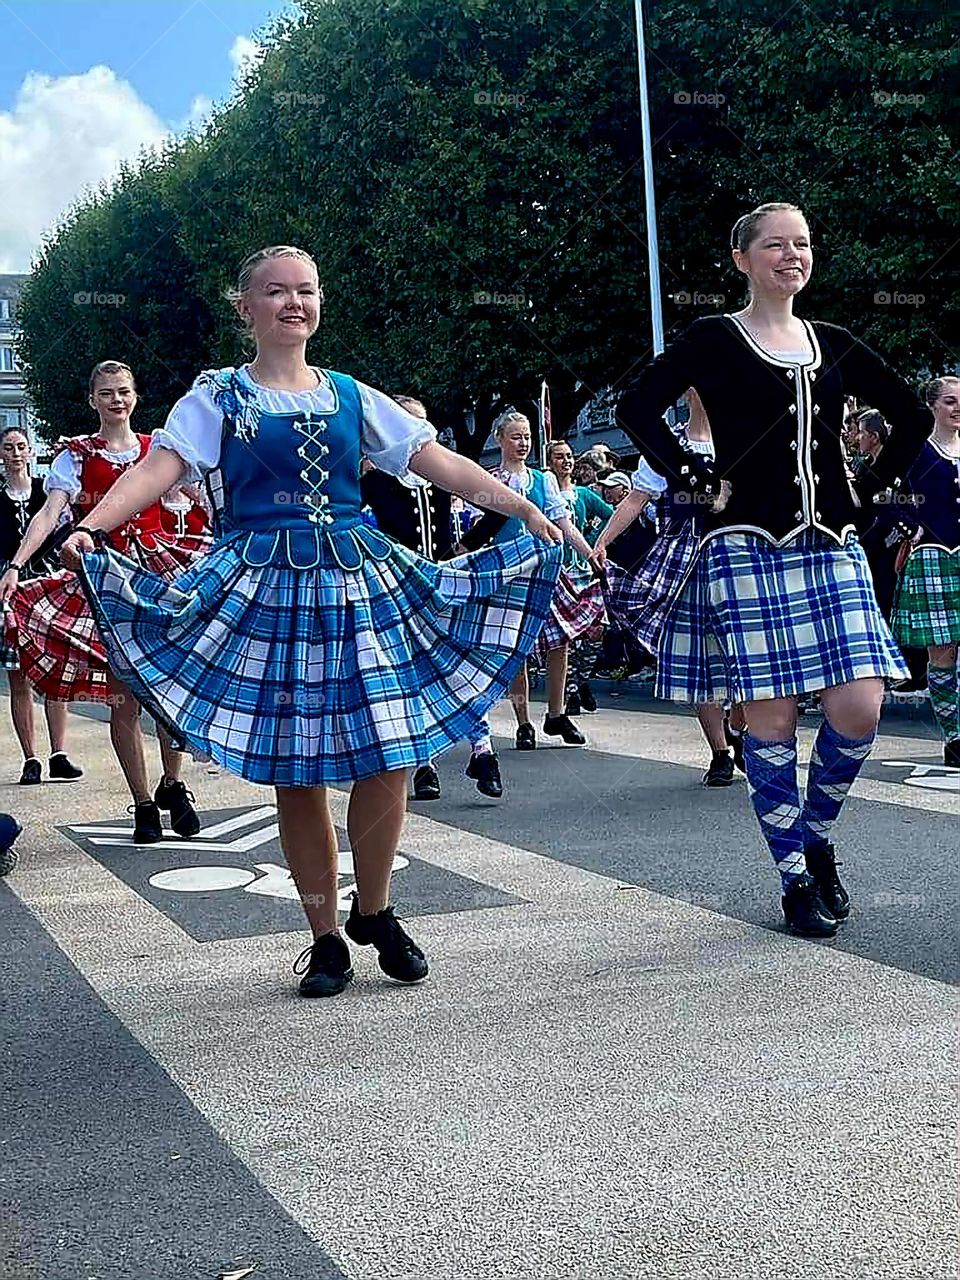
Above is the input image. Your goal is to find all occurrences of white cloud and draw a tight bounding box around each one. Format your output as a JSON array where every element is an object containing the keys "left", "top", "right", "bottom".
[
  {"left": 229, "top": 35, "right": 264, "bottom": 82},
  {"left": 0, "top": 66, "right": 168, "bottom": 272}
]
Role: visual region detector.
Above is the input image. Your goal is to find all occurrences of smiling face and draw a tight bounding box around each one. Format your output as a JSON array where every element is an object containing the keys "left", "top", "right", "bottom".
[
  {"left": 89, "top": 370, "right": 137, "bottom": 428},
  {"left": 0, "top": 429, "right": 31, "bottom": 479},
  {"left": 547, "top": 441, "right": 574, "bottom": 481},
  {"left": 931, "top": 380, "right": 960, "bottom": 434},
  {"left": 497, "top": 417, "right": 531, "bottom": 466},
  {"left": 237, "top": 254, "right": 322, "bottom": 348},
  {"left": 733, "top": 209, "right": 812, "bottom": 302}
]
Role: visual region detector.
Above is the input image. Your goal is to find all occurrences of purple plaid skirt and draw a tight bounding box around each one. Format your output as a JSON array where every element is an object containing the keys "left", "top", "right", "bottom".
[
  {"left": 602, "top": 527, "right": 699, "bottom": 655},
  {"left": 537, "top": 570, "right": 607, "bottom": 653}
]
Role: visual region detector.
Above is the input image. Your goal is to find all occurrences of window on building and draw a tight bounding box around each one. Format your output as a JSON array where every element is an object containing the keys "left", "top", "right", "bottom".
[
  {"left": 0, "top": 299, "right": 10, "bottom": 321},
  {"left": 0, "top": 345, "right": 16, "bottom": 372}
]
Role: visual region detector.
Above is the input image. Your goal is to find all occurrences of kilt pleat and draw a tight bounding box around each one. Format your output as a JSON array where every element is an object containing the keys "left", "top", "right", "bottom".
[
  {"left": 601, "top": 527, "right": 699, "bottom": 655},
  {"left": 3, "top": 536, "right": 208, "bottom": 701},
  {"left": 536, "top": 571, "right": 607, "bottom": 653},
  {"left": 656, "top": 530, "right": 908, "bottom": 705},
  {"left": 78, "top": 533, "right": 563, "bottom": 786},
  {"left": 891, "top": 546, "right": 960, "bottom": 648}
]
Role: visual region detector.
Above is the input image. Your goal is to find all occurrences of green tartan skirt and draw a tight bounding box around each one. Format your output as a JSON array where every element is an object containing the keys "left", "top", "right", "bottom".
[{"left": 892, "top": 546, "right": 960, "bottom": 648}]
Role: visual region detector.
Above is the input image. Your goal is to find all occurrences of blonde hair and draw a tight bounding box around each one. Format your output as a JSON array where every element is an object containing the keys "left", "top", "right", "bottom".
[
  {"left": 924, "top": 376, "right": 960, "bottom": 407},
  {"left": 225, "top": 245, "right": 322, "bottom": 306},
  {"left": 492, "top": 407, "right": 529, "bottom": 439},
  {"left": 88, "top": 360, "right": 135, "bottom": 394},
  {"left": 730, "top": 202, "right": 805, "bottom": 252}
]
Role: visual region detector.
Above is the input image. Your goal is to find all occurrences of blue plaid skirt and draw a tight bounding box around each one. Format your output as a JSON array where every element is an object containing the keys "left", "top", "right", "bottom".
[
  {"left": 78, "top": 531, "right": 562, "bottom": 786},
  {"left": 657, "top": 530, "right": 908, "bottom": 704},
  {"left": 602, "top": 526, "right": 699, "bottom": 655}
]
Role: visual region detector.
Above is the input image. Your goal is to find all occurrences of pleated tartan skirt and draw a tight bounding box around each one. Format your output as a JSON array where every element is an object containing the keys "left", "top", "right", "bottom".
[
  {"left": 656, "top": 529, "right": 908, "bottom": 705},
  {"left": 891, "top": 546, "right": 960, "bottom": 648},
  {"left": 78, "top": 531, "right": 562, "bottom": 786},
  {"left": 601, "top": 526, "right": 699, "bottom": 655}
]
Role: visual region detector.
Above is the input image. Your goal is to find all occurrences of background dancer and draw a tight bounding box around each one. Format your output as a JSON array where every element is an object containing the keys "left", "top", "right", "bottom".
[
  {"left": 362, "top": 394, "right": 506, "bottom": 800},
  {"left": 616, "top": 202, "right": 930, "bottom": 937},
  {"left": 0, "top": 362, "right": 203, "bottom": 843},
  {"left": 594, "top": 390, "right": 745, "bottom": 786},
  {"left": 59, "top": 245, "right": 562, "bottom": 1000},
  {"left": 891, "top": 376, "right": 960, "bottom": 767},
  {"left": 489, "top": 411, "right": 601, "bottom": 750},
  {"left": 544, "top": 439, "right": 613, "bottom": 716},
  {"left": 0, "top": 426, "right": 82, "bottom": 785}
]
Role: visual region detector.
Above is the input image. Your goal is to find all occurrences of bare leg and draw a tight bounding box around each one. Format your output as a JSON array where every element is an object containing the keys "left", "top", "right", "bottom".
[
  {"left": 157, "top": 726, "right": 183, "bottom": 785},
  {"left": 696, "top": 702, "right": 728, "bottom": 752},
  {"left": 818, "top": 677, "right": 884, "bottom": 740},
  {"left": 7, "top": 669, "right": 37, "bottom": 760},
  {"left": 348, "top": 769, "right": 409, "bottom": 914},
  {"left": 107, "top": 675, "right": 151, "bottom": 804},
  {"left": 546, "top": 645, "right": 568, "bottom": 717},
  {"left": 43, "top": 699, "right": 69, "bottom": 755},
  {"left": 728, "top": 701, "right": 747, "bottom": 732},
  {"left": 509, "top": 665, "right": 531, "bottom": 726},
  {"left": 276, "top": 786, "right": 339, "bottom": 936},
  {"left": 745, "top": 695, "right": 799, "bottom": 742}
]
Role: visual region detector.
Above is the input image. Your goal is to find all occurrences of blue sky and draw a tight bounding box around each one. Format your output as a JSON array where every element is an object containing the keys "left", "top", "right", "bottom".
[{"left": 0, "top": 0, "right": 298, "bottom": 270}]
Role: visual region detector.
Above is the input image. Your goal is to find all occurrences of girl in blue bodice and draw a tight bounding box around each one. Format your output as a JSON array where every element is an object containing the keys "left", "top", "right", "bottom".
[{"left": 60, "top": 245, "right": 563, "bottom": 1001}]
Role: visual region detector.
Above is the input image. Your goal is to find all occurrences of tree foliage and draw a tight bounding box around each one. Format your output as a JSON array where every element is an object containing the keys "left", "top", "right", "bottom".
[{"left": 16, "top": 0, "right": 957, "bottom": 448}]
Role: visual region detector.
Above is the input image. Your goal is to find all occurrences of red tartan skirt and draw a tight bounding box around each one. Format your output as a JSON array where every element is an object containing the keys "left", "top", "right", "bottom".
[
  {"left": 536, "top": 570, "right": 607, "bottom": 654},
  {"left": 3, "top": 536, "right": 208, "bottom": 702}
]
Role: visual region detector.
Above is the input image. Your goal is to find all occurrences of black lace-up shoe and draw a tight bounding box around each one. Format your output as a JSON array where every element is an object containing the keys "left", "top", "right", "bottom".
[
  {"left": 154, "top": 778, "right": 201, "bottom": 838},
  {"left": 781, "top": 873, "right": 839, "bottom": 937},
  {"left": 702, "top": 750, "right": 735, "bottom": 787},
  {"left": 343, "top": 895, "right": 428, "bottom": 983},
  {"left": 466, "top": 751, "right": 503, "bottom": 798},
  {"left": 130, "top": 800, "right": 163, "bottom": 844},
  {"left": 578, "top": 682, "right": 598, "bottom": 713},
  {"left": 48, "top": 752, "right": 83, "bottom": 781},
  {"left": 804, "top": 841, "right": 850, "bottom": 921},
  {"left": 294, "top": 933, "right": 354, "bottom": 997},
  {"left": 19, "top": 758, "right": 41, "bottom": 785},
  {"left": 515, "top": 722, "right": 536, "bottom": 750},
  {"left": 542, "top": 713, "right": 586, "bottom": 746},
  {"left": 564, "top": 688, "right": 582, "bottom": 716},
  {"left": 944, "top": 739, "right": 960, "bottom": 769},
  {"left": 412, "top": 763, "right": 441, "bottom": 800}
]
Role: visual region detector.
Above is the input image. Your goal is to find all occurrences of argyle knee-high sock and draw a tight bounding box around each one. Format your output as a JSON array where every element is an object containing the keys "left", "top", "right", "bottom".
[
  {"left": 927, "top": 664, "right": 960, "bottom": 744},
  {"left": 742, "top": 733, "right": 806, "bottom": 886},
  {"left": 801, "top": 718, "right": 876, "bottom": 848}
]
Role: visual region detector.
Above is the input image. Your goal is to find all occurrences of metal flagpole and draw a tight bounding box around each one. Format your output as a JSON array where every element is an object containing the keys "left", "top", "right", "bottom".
[{"left": 633, "top": 0, "right": 664, "bottom": 355}]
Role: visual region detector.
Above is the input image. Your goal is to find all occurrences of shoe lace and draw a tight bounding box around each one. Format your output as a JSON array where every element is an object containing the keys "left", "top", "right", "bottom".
[
  {"left": 378, "top": 907, "right": 423, "bottom": 957},
  {"left": 292, "top": 943, "right": 317, "bottom": 975}
]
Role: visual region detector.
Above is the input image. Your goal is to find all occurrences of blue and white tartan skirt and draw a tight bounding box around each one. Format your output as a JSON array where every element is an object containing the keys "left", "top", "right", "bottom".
[
  {"left": 657, "top": 529, "right": 908, "bottom": 705},
  {"left": 78, "top": 531, "right": 562, "bottom": 786},
  {"left": 602, "top": 525, "right": 699, "bottom": 656}
]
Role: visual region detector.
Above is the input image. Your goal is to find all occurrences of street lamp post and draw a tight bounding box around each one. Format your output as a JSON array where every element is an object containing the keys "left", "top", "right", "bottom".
[{"left": 633, "top": 0, "right": 665, "bottom": 355}]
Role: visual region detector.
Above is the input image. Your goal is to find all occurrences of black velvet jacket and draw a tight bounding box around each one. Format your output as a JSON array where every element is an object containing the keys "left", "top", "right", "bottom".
[
  {"left": 616, "top": 316, "right": 931, "bottom": 545},
  {"left": 360, "top": 471, "right": 505, "bottom": 560}
]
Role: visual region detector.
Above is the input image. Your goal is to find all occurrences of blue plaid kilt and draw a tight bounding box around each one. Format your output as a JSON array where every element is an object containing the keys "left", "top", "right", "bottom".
[
  {"left": 601, "top": 526, "right": 699, "bottom": 655},
  {"left": 78, "top": 531, "right": 562, "bottom": 787},
  {"left": 657, "top": 530, "right": 908, "bottom": 705}
]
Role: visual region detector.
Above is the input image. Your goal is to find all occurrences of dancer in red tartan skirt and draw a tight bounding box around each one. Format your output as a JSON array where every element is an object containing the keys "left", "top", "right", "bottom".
[{"left": 0, "top": 361, "right": 207, "bottom": 843}]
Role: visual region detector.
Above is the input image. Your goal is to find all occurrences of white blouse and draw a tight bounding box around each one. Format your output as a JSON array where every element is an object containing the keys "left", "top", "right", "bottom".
[
  {"left": 45, "top": 442, "right": 142, "bottom": 498},
  {"left": 151, "top": 366, "right": 437, "bottom": 485}
]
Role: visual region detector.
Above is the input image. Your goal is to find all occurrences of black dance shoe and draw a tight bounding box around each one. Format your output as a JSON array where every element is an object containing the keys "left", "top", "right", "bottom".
[
  {"left": 805, "top": 841, "right": 850, "bottom": 920},
  {"left": 19, "top": 758, "right": 41, "bottom": 785},
  {"left": 48, "top": 752, "right": 83, "bottom": 781},
  {"left": 564, "top": 688, "right": 582, "bottom": 716},
  {"left": 943, "top": 739, "right": 960, "bottom": 769},
  {"left": 343, "top": 894, "right": 428, "bottom": 983},
  {"left": 294, "top": 933, "right": 354, "bottom": 997},
  {"left": 412, "top": 763, "right": 442, "bottom": 800},
  {"left": 466, "top": 751, "right": 503, "bottom": 798},
  {"left": 154, "top": 778, "right": 201, "bottom": 838},
  {"left": 515, "top": 723, "right": 537, "bottom": 750},
  {"left": 130, "top": 801, "right": 163, "bottom": 844},
  {"left": 781, "top": 873, "right": 839, "bottom": 937},
  {"left": 542, "top": 713, "right": 586, "bottom": 746},
  {"left": 702, "top": 750, "right": 735, "bottom": 787},
  {"left": 578, "top": 682, "right": 598, "bottom": 713},
  {"left": 723, "top": 719, "right": 746, "bottom": 773}
]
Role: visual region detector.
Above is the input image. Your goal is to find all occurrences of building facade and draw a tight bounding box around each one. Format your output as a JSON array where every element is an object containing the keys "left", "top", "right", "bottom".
[{"left": 0, "top": 274, "right": 49, "bottom": 470}]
